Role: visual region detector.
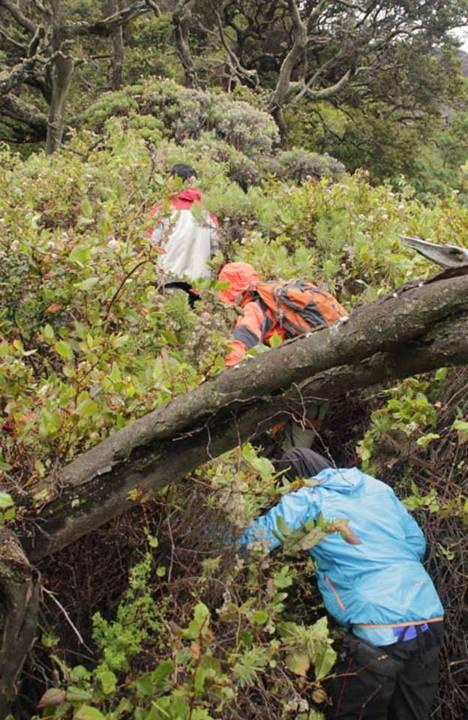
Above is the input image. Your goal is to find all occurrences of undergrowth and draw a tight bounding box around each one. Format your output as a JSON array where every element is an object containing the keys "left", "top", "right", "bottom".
[{"left": 0, "top": 116, "right": 467, "bottom": 719}]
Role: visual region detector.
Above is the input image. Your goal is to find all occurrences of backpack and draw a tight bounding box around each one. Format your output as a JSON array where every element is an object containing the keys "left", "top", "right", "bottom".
[{"left": 255, "top": 280, "right": 347, "bottom": 337}]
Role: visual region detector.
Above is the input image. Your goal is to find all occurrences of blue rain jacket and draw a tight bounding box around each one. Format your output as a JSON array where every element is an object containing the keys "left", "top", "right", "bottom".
[{"left": 240, "top": 468, "right": 444, "bottom": 646}]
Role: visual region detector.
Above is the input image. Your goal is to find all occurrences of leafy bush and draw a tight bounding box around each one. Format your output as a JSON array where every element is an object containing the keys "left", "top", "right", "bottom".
[
  {"left": 269, "top": 149, "right": 345, "bottom": 183},
  {"left": 81, "top": 79, "right": 280, "bottom": 157}
]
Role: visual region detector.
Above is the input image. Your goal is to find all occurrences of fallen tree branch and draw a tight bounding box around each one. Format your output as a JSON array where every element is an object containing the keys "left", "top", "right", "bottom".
[
  {"left": 17, "top": 274, "right": 468, "bottom": 561},
  {"left": 0, "top": 530, "right": 40, "bottom": 717}
]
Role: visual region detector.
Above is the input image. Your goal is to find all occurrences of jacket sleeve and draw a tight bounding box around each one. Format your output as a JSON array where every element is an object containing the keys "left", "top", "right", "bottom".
[
  {"left": 400, "top": 505, "right": 426, "bottom": 560},
  {"left": 226, "top": 301, "right": 265, "bottom": 367},
  {"left": 239, "top": 488, "right": 320, "bottom": 552}
]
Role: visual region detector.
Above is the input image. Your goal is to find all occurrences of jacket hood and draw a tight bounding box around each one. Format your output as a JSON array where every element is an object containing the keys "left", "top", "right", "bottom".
[
  {"left": 172, "top": 188, "right": 203, "bottom": 209},
  {"left": 313, "top": 467, "right": 365, "bottom": 494},
  {"left": 217, "top": 262, "right": 260, "bottom": 305}
]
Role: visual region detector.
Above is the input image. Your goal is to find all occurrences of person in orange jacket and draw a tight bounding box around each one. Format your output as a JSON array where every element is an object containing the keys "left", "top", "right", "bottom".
[
  {"left": 217, "top": 261, "right": 347, "bottom": 367},
  {"left": 217, "top": 261, "right": 348, "bottom": 448}
]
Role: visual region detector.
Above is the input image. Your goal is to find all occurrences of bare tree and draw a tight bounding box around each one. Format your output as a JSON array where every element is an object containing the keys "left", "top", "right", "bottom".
[{"left": 0, "top": 0, "right": 156, "bottom": 152}]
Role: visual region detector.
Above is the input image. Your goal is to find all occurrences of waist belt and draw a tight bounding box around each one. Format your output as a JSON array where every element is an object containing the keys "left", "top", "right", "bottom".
[
  {"left": 355, "top": 616, "right": 443, "bottom": 642},
  {"left": 392, "top": 623, "right": 428, "bottom": 641}
]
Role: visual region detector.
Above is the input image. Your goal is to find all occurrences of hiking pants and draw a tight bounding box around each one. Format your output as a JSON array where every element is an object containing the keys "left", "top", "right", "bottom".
[{"left": 325, "top": 624, "right": 443, "bottom": 720}]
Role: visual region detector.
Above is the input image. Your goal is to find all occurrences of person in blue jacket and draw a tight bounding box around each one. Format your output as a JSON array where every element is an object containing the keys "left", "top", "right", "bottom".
[{"left": 240, "top": 448, "right": 444, "bottom": 720}]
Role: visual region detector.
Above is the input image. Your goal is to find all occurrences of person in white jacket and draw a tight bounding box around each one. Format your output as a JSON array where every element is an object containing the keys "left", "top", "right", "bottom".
[{"left": 147, "top": 164, "right": 219, "bottom": 304}]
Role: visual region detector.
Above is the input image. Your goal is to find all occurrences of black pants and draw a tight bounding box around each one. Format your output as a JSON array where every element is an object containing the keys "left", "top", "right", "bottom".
[
  {"left": 325, "top": 624, "right": 443, "bottom": 720},
  {"left": 164, "top": 281, "right": 200, "bottom": 308}
]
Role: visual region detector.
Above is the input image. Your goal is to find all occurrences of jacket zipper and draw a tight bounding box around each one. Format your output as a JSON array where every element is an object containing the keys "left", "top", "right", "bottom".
[{"left": 325, "top": 575, "right": 346, "bottom": 611}]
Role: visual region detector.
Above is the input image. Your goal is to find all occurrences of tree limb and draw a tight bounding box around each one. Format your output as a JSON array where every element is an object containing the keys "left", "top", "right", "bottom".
[
  {"left": 18, "top": 275, "right": 468, "bottom": 562},
  {"left": 0, "top": 57, "right": 37, "bottom": 94},
  {"left": 293, "top": 68, "right": 352, "bottom": 103},
  {"left": 0, "top": 0, "right": 36, "bottom": 33},
  {"left": 0, "top": 92, "right": 47, "bottom": 133},
  {"left": 0, "top": 530, "right": 40, "bottom": 717},
  {"left": 269, "top": 0, "right": 308, "bottom": 111},
  {"left": 69, "top": 0, "right": 152, "bottom": 37}
]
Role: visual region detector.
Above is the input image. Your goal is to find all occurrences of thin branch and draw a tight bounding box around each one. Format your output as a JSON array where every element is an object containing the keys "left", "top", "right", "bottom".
[
  {"left": 104, "top": 259, "right": 149, "bottom": 322},
  {"left": 293, "top": 68, "right": 352, "bottom": 103},
  {"left": 0, "top": 26, "right": 27, "bottom": 51},
  {"left": 42, "top": 588, "right": 92, "bottom": 652}
]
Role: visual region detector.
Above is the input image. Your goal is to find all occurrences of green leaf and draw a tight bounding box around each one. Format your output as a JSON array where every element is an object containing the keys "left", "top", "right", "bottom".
[
  {"left": 43, "top": 324, "right": 55, "bottom": 341},
  {"left": 55, "top": 340, "right": 74, "bottom": 360},
  {"left": 416, "top": 432, "right": 440, "bottom": 448},
  {"left": 98, "top": 669, "right": 117, "bottom": 695},
  {"left": 276, "top": 516, "right": 291, "bottom": 538},
  {"left": 0, "top": 492, "right": 14, "bottom": 510},
  {"left": 269, "top": 331, "right": 283, "bottom": 348},
  {"left": 39, "top": 407, "right": 60, "bottom": 435},
  {"left": 194, "top": 656, "right": 219, "bottom": 695},
  {"left": 252, "top": 609, "right": 268, "bottom": 625},
  {"left": 69, "top": 245, "right": 92, "bottom": 265},
  {"left": 181, "top": 602, "right": 210, "bottom": 640},
  {"left": 69, "top": 665, "right": 91, "bottom": 682},
  {"left": 75, "top": 277, "right": 99, "bottom": 291},
  {"left": 66, "top": 687, "right": 94, "bottom": 703},
  {"left": 0, "top": 454, "right": 12, "bottom": 471},
  {"left": 273, "top": 565, "right": 294, "bottom": 589},
  {"left": 3, "top": 507, "right": 16, "bottom": 522},
  {"left": 76, "top": 392, "right": 98, "bottom": 418},
  {"left": 452, "top": 419, "right": 468, "bottom": 443},
  {"left": 74, "top": 705, "right": 106, "bottom": 720},
  {"left": 285, "top": 652, "right": 310, "bottom": 676},
  {"left": 314, "top": 644, "right": 337, "bottom": 679}
]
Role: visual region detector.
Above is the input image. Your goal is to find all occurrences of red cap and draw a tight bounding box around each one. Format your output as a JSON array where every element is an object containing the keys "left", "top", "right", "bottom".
[{"left": 217, "top": 262, "right": 260, "bottom": 305}]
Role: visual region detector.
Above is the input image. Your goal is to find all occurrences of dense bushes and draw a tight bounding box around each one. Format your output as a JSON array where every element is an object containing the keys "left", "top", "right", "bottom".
[{"left": 0, "top": 118, "right": 467, "bottom": 719}]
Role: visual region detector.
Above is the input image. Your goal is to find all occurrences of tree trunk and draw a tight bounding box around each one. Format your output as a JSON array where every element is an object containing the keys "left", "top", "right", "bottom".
[
  {"left": 45, "top": 52, "right": 74, "bottom": 155},
  {"left": 269, "top": 0, "right": 307, "bottom": 113},
  {"left": 17, "top": 274, "right": 468, "bottom": 562},
  {"left": 172, "top": 0, "right": 197, "bottom": 87},
  {"left": 103, "top": 0, "right": 125, "bottom": 90},
  {"left": 0, "top": 530, "right": 40, "bottom": 718},
  {"left": 45, "top": 1, "right": 74, "bottom": 155}
]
